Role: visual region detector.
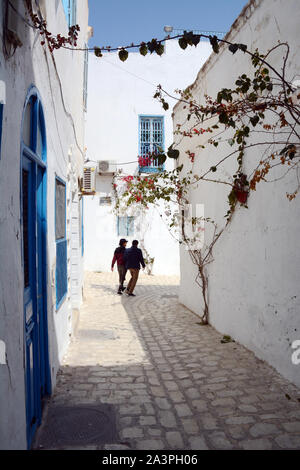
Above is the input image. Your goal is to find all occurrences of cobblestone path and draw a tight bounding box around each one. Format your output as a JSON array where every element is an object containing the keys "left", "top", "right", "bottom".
[{"left": 34, "top": 272, "right": 300, "bottom": 450}]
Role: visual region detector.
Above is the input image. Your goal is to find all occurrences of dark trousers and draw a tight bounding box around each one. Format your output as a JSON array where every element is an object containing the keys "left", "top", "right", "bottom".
[
  {"left": 126, "top": 268, "right": 139, "bottom": 294},
  {"left": 117, "top": 265, "right": 126, "bottom": 291}
]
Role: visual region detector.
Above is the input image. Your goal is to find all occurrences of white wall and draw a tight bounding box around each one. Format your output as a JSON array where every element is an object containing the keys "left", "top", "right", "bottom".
[
  {"left": 173, "top": 0, "right": 300, "bottom": 387},
  {"left": 0, "top": 0, "right": 88, "bottom": 448},
  {"left": 84, "top": 38, "right": 212, "bottom": 275}
]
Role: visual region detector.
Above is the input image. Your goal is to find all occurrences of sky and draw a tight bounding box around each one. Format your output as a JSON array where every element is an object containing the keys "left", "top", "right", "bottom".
[{"left": 87, "top": 0, "right": 249, "bottom": 49}]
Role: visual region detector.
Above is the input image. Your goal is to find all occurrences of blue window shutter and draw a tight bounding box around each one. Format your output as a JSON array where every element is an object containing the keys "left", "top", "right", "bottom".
[
  {"left": 55, "top": 177, "right": 67, "bottom": 308},
  {"left": 62, "top": 0, "right": 69, "bottom": 23},
  {"left": 117, "top": 216, "right": 126, "bottom": 236},
  {"left": 0, "top": 104, "right": 3, "bottom": 159},
  {"left": 71, "top": 0, "right": 77, "bottom": 26},
  {"left": 127, "top": 217, "right": 134, "bottom": 236},
  {"left": 56, "top": 240, "right": 67, "bottom": 308}
]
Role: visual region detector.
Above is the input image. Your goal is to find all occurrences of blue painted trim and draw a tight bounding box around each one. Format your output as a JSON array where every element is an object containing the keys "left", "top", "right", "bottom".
[
  {"left": 81, "top": 197, "right": 84, "bottom": 256},
  {"left": 62, "top": 0, "right": 77, "bottom": 27},
  {"left": 55, "top": 175, "right": 68, "bottom": 310},
  {"left": 138, "top": 115, "right": 165, "bottom": 173},
  {"left": 0, "top": 103, "right": 3, "bottom": 159}
]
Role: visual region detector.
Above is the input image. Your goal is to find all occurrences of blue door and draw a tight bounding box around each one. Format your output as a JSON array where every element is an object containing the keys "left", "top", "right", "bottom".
[{"left": 21, "top": 88, "right": 50, "bottom": 448}]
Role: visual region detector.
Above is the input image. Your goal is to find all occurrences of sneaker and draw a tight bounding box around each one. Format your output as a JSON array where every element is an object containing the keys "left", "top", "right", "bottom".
[
  {"left": 128, "top": 293, "right": 136, "bottom": 297},
  {"left": 121, "top": 286, "right": 126, "bottom": 291},
  {"left": 117, "top": 290, "right": 122, "bottom": 295}
]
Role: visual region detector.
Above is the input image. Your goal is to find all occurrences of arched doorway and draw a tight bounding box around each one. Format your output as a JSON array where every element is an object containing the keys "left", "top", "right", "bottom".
[{"left": 21, "top": 86, "right": 51, "bottom": 448}]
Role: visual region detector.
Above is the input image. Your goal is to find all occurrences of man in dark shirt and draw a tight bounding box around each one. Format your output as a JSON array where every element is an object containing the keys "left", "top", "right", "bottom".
[
  {"left": 124, "top": 240, "right": 145, "bottom": 296},
  {"left": 111, "top": 238, "right": 128, "bottom": 294}
]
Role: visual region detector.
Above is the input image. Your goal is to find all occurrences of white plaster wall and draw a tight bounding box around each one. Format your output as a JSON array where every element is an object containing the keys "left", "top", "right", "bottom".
[
  {"left": 84, "top": 39, "right": 212, "bottom": 275},
  {"left": 174, "top": 0, "right": 300, "bottom": 386},
  {"left": 0, "top": 0, "right": 88, "bottom": 449}
]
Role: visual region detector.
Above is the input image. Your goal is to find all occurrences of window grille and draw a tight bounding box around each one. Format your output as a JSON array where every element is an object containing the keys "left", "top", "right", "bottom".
[
  {"left": 139, "top": 116, "right": 164, "bottom": 172},
  {"left": 117, "top": 216, "right": 134, "bottom": 236},
  {"left": 55, "top": 177, "right": 67, "bottom": 308},
  {"left": 99, "top": 196, "right": 112, "bottom": 205}
]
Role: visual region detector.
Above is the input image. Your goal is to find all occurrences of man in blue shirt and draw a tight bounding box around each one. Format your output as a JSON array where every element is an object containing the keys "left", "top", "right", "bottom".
[{"left": 124, "top": 240, "right": 145, "bottom": 296}]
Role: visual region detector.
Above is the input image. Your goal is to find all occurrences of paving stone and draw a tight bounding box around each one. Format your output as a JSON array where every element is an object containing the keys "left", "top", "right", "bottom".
[
  {"left": 169, "top": 391, "right": 185, "bottom": 403},
  {"left": 136, "top": 440, "right": 165, "bottom": 450},
  {"left": 211, "top": 397, "right": 236, "bottom": 407},
  {"left": 175, "top": 403, "right": 193, "bottom": 417},
  {"left": 166, "top": 432, "right": 184, "bottom": 449},
  {"left": 188, "top": 436, "right": 209, "bottom": 450},
  {"left": 158, "top": 410, "right": 177, "bottom": 428},
  {"left": 186, "top": 388, "right": 201, "bottom": 399},
  {"left": 182, "top": 418, "right": 200, "bottom": 434},
  {"left": 119, "top": 405, "right": 142, "bottom": 416},
  {"left": 249, "top": 423, "right": 280, "bottom": 437},
  {"left": 238, "top": 404, "right": 258, "bottom": 413},
  {"left": 148, "top": 428, "right": 162, "bottom": 437},
  {"left": 191, "top": 399, "right": 208, "bottom": 411},
  {"left": 155, "top": 397, "right": 171, "bottom": 410},
  {"left": 165, "top": 381, "right": 179, "bottom": 391},
  {"left": 275, "top": 434, "right": 300, "bottom": 449},
  {"left": 120, "top": 427, "right": 144, "bottom": 439},
  {"left": 140, "top": 416, "right": 157, "bottom": 426},
  {"left": 225, "top": 416, "right": 255, "bottom": 425},
  {"left": 240, "top": 439, "right": 273, "bottom": 450},
  {"left": 282, "top": 421, "right": 300, "bottom": 432},
  {"left": 208, "top": 432, "right": 234, "bottom": 450}
]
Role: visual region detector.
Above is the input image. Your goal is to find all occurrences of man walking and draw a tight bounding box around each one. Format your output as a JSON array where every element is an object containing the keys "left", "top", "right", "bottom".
[
  {"left": 111, "top": 238, "right": 128, "bottom": 294},
  {"left": 124, "top": 240, "right": 145, "bottom": 297}
]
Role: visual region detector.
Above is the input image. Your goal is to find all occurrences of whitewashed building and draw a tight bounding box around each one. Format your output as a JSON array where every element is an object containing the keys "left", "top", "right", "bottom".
[
  {"left": 173, "top": 0, "right": 300, "bottom": 386},
  {"left": 84, "top": 35, "right": 212, "bottom": 276},
  {"left": 0, "top": 0, "right": 90, "bottom": 449}
]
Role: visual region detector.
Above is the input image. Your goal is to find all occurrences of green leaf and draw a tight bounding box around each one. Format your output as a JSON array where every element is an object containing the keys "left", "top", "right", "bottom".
[
  {"left": 192, "top": 34, "right": 201, "bottom": 46},
  {"left": 228, "top": 43, "right": 239, "bottom": 54},
  {"left": 167, "top": 145, "right": 180, "bottom": 159},
  {"left": 209, "top": 35, "right": 219, "bottom": 53},
  {"left": 219, "top": 111, "right": 229, "bottom": 124},
  {"left": 179, "top": 37, "right": 188, "bottom": 50},
  {"left": 94, "top": 46, "right": 102, "bottom": 57},
  {"left": 238, "top": 43, "right": 247, "bottom": 52},
  {"left": 155, "top": 43, "right": 164, "bottom": 56},
  {"left": 118, "top": 48, "right": 128, "bottom": 61},
  {"left": 147, "top": 39, "right": 158, "bottom": 53},
  {"left": 250, "top": 115, "right": 260, "bottom": 127},
  {"left": 139, "top": 43, "right": 148, "bottom": 56}
]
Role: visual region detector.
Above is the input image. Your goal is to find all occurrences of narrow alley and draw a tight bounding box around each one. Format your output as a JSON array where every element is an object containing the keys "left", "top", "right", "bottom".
[{"left": 33, "top": 272, "right": 300, "bottom": 450}]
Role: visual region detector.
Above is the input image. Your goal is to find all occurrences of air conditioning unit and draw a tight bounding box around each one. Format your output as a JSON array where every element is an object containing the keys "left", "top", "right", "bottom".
[
  {"left": 98, "top": 160, "right": 117, "bottom": 175},
  {"left": 82, "top": 166, "right": 96, "bottom": 193}
]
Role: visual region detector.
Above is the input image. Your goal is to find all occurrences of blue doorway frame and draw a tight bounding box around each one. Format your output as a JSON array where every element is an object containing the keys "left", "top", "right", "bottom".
[{"left": 21, "top": 86, "right": 51, "bottom": 448}]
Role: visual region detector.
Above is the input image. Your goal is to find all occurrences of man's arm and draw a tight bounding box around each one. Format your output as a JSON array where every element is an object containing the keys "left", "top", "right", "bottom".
[{"left": 111, "top": 251, "right": 117, "bottom": 270}]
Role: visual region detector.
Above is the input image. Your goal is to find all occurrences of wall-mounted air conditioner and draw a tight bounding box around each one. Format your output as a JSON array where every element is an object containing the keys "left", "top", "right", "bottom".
[
  {"left": 82, "top": 166, "right": 96, "bottom": 193},
  {"left": 98, "top": 160, "right": 117, "bottom": 175}
]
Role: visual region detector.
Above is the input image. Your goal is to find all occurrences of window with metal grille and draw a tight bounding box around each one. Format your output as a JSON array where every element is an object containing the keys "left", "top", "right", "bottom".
[
  {"left": 62, "top": 0, "right": 77, "bottom": 27},
  {"left": 55, "top": 177, "right": 67, "bottom": 309},
  {"left": 117, "top": 216, "right": 134, "bottom": 237},
  {"left": 139, "top": 116, "right": 164, "bottom": 172}
]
